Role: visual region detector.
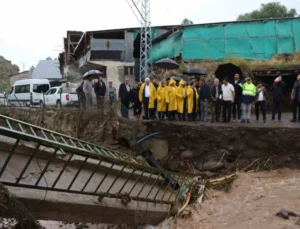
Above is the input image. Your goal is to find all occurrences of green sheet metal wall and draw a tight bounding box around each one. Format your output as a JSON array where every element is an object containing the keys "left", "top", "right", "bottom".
[
  {"left": 133, "top": 28, "right": 158, "bottom": 40},
  {"left": 150, "top": 31, "right": 182, "bottom": 62},
  {"left": 150, "top": 18, "right": 300, "bottom": 61}
]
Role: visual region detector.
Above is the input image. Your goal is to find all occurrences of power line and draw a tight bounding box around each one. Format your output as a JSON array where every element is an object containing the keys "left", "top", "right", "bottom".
[{"left": 125, "top": 0, "right": 141, "bottom": 24}]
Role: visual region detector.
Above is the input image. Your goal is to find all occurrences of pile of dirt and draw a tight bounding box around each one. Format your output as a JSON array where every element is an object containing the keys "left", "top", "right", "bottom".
[{"left": 167, "top": 169, "right": 300, "bottom": 229}]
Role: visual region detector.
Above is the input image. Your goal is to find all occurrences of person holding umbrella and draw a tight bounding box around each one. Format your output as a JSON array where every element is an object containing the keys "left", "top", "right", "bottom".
[
  {"left": 82, "top": 69, "right": 104, "bottom": 110},
  {"left": 83, "top": 76, "right": 93, "bottom": 109}
]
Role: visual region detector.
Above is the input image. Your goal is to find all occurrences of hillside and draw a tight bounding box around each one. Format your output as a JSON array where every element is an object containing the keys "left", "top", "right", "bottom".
[{"left": 0, "top": 56, "right": 19, "bottom": 91}]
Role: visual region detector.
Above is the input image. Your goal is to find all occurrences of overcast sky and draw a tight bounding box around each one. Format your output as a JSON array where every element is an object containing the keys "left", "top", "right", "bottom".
[{"left": 0, "top": 0, "right": 299, "bottom": 71}]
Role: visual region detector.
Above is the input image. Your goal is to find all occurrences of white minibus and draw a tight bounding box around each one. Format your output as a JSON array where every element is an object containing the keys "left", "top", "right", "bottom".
[{"left": 8, "top": 79, "right": 50, "bottom": 107}]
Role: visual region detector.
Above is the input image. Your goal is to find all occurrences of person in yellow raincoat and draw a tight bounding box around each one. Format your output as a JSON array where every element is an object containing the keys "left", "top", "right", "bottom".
[
  {"left": 187, "top": 81, "right": 199, "bottom": 121},
  {"left": 139, "top": 78, "right": 157, "bottom": 120},
  {"left": 156, "top": 81, "right": 167, "bottom": 120},
  {"left": 165, "top": 79, "right": 177, "bottom": 121},
  {"left": 176, "top": 80, "right": 187, "bottom": 121}
]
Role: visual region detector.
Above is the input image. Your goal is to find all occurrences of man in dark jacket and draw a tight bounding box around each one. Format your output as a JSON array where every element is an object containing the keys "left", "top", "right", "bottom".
[
  {"left": 255, "top": 82, "right": 267, "bottom": 123},
  {"left": 199, "top": 78, "right": 210, "bottom": 122},
  {"left": 118, "top": 78, "right": 131, "bottom": 118},
  {"left": 131, "top": 83, "right": 142, "bottom": 120},
  {"left": 290, "top": 74, "right": 300, "bottom": 122},
  {"left": 94, "top": 76, "right": 106, "bottom": 113},
  {"left": 271, "top": 76, "right": 285, "bottom": 122},
  {"left": 232, "top": 73, "right": 243, "bottom": 122},
  {"left": 210, "top": 78, "right": 222, "bottom": 122},
  {"left": 76, "top": 82, "right": 85, "bottom": 109}
]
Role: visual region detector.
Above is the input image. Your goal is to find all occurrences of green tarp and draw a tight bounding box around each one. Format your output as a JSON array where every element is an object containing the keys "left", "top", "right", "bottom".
[
  {"left": 150, "top": 31, "right": 182, "bottom": 62},
  {"left": 150, "top": 18, "right": 300, "bottom": 61}
]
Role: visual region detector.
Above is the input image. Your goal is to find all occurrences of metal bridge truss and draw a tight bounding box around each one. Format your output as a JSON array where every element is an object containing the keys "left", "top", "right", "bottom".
[{"left": 0, "top": 115, "right": 192, "bottom": 205}]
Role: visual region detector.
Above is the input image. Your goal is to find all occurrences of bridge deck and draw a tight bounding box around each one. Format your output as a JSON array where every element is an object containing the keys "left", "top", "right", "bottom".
[{"left": 0, "top": 115, "right": 192, "bottom": 224}]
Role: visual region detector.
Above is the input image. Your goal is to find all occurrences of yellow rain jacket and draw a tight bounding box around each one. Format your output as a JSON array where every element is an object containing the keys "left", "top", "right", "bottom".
[
  {"left": 186, "top": 85, "right": 199, "bottom": 114},
  {"left": 166, "top": 79, "right": 177, "bottom": 111},
  {"left": 176, "top": 80, "right": 187, "bottom": 114},
  {"left": 139, "top": 82, "right": 157, "bottom": 108},
  {"left": 156, "top": 82, "right": 167, "bottom": 112}
]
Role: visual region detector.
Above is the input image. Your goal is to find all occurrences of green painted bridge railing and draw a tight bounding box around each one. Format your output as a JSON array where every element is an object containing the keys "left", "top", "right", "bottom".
[{"left": 0, "top": 114, "right": 193, "bottom": 205}]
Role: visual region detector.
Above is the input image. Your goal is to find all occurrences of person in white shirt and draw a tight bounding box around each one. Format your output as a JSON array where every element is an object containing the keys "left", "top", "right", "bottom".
[
  {"left": 221, "top": 77, "right": 235, "bottom": 123},
  {"left": 139, "top": 78, "right": 157, "bottom": 120},
  {"left": 255, "top": 82, "right": 267, "bottom": 123}
]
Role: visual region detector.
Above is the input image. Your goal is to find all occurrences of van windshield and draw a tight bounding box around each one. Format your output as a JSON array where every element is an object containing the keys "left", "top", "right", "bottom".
[{"left": 33, "top": 84, "right": 50, "bottom": 93}]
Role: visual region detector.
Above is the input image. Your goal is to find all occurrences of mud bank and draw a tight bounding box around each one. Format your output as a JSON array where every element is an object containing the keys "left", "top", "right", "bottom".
[
  {"left": 146, "top": 121, "right": 300, "bottom": 173},
  {"left": 1, "top": 108, "right": 300, "bottom": 174},
  {"left": 0, "top": 108, "right": 146, "bottom": 152}
]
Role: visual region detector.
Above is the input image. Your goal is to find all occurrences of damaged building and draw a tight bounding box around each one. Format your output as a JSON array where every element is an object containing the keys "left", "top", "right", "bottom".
[
  {"left": 59, "top": 17, "right": 300, "bottom": 98},
  {"left": 59, "top": 27, "right": 174, "bottom": 90}
]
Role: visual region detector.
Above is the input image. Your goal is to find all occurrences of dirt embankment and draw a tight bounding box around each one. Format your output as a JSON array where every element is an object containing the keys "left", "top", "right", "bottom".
[
  {"left": 1, "top": 108, "right": 300, "bottom": 175},
  {"left": 146, "top": 121, "right": 300, "bottom": 174},
  {"left": 0, "top": 108, "right": 146, "bottom": 151}
]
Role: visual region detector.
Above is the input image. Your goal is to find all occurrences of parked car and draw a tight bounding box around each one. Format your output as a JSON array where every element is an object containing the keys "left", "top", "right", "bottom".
[
  {"left": 44, "top": 87, "right": 78, "bottom": 108},
  {"left": 7, "top": 79, "right": 50, "bottom": 107}
]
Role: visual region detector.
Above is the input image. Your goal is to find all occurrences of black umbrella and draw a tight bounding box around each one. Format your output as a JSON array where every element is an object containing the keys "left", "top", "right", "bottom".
[
  {"left": 215, "top": 63, "right": 243, "bottom": 83},
  {"left": 183, "top": 68, "right": 207, "bottom": 76},
  {"left": 171, "top": 75, "right": 182, "bottom": 82},
  {"left": 155, "top": 58, "right": 179, "bottom": 70},
  {"left": 82, "top": 69, "right": 103, "bottom": 80}
]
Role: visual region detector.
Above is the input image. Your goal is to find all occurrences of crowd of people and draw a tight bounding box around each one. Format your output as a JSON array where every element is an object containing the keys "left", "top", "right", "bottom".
[
  {"left": 77, "top": 73, "right": 300, "bottom": 124},
  {"left": 76, "top": 76, "right": 117, "bottom": 111}
]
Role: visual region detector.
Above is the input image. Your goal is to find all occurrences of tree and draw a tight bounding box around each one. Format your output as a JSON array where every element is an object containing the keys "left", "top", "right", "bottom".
[
  {"left": 181, "top": 18, "right": 193, "bottom": 25},
  {"left": 46, "top": 57, "right": 52, "bottom": 60},
  {"left": 237, "top": 2, "right": 297, "bottom": 20}
]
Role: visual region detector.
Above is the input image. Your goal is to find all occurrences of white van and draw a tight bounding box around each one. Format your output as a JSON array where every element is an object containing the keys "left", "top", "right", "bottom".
[{"left": 8, "top": 79, "right": 50, "bottom": 107}]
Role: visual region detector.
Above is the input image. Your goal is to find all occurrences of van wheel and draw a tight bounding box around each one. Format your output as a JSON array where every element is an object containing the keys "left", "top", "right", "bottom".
[
  {"left": 40, "top": 100, "right": 45, "bottom": 108},
  {"left": 56, "top": 100, "right": 61, "bottom": 108}
]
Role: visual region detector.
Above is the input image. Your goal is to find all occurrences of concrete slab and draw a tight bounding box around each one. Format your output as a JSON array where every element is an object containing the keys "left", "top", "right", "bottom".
[
  {"left": 0, "top": 141, "right": 179, "bottom": 225},
  {"left": 6, "top": 186, "right": 170, "bottom": 225}
]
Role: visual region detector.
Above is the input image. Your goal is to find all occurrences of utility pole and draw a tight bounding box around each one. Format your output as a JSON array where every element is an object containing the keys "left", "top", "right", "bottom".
[
  {"left": 20, "top": 62, "right": 25, "bottom": 71},
  {"left": 127, "top": 0, "right": 152, "bottom": 82},
  {"left": 139, "top": 0, "right": 152, "bottom": 82}
]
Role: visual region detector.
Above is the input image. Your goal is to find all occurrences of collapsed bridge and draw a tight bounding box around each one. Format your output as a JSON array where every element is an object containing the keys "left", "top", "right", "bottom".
[{"left": 0, "top": 115, "right": 193, "bottom": 225}]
